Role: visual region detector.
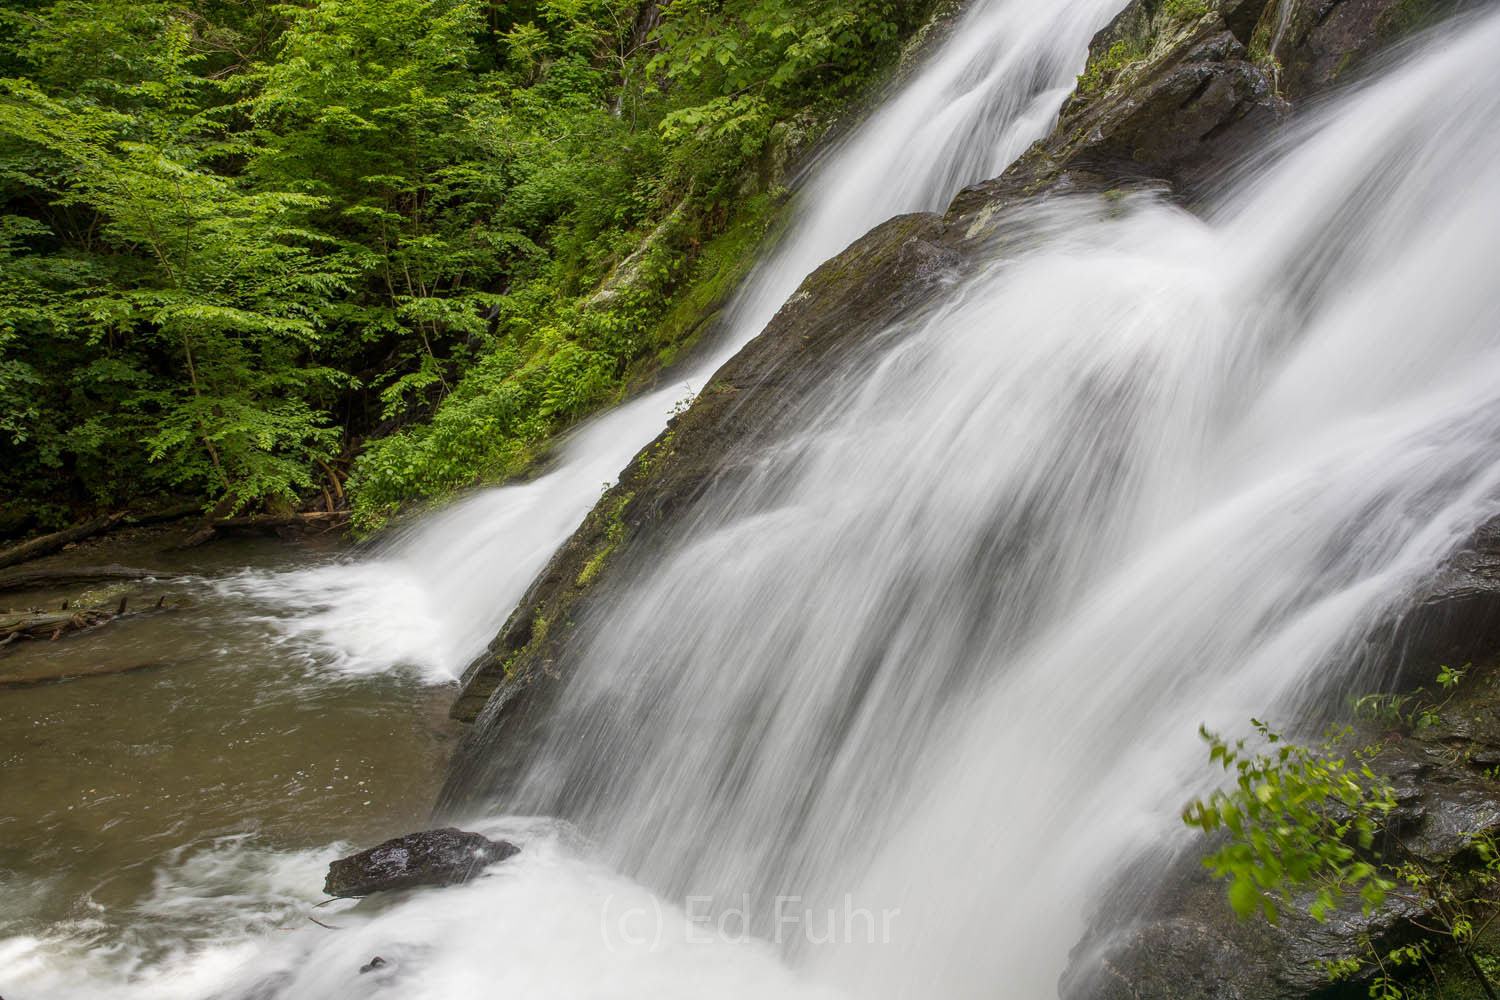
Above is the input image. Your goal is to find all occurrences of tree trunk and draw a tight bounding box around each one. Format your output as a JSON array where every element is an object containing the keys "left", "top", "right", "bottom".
[{"left": 0, "top": 566, "right": 162, "bottom": 593}]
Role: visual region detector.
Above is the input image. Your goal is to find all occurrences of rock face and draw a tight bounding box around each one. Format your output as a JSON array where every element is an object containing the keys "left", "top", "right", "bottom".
[
  {"left": 323, "top": 829, "right": 518, "bottom": 898},
  {"left": 1373, "top": 517, "right": 1500, "bottom": 688},
  {"left": 438, "top": 208, "right": 965, "bottom": 808},
  {"left": 442, "top": 0, "right": 1465, "bottom": 791},
  {"left": 1062, "top": 659, "right": 1500, "bottom": 1000}
]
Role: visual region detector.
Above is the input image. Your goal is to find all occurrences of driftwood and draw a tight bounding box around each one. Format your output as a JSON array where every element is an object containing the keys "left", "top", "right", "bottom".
[
  {"left": 1, "top": 594, "right": 173, "bottom": 646},
  {"left": 0, "top": 660, "right": 167, "bottom": 689},
  {"left": 0, "top": 565, "right": 163, "bottom": 593},
  {"left": 0, "top": 513, "right": 126, "bottom": 570},
  {"left": 0, "top": 608, "right": 115, "bottom": 642},
  {"left": 122, "top": 503, "right": 203, "bottom": 527}
]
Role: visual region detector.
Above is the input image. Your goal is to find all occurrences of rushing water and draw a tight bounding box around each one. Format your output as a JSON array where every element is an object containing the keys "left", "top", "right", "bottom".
[
  {"left": 9, "top": 2, "right": 1500, "bottom": 999},
  {"left": 483, "top": 15, "right": 1500, "bottom": 998}
]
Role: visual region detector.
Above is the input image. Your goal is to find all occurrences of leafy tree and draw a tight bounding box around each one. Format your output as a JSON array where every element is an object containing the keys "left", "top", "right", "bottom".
[{"left": 0, "top": 0, "right": 942, "bottom": 529}]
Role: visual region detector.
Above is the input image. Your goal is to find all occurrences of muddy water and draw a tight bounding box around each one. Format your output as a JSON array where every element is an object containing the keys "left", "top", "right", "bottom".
[{"left": 0, "top": 529, "right": 459, "bottom": 940}]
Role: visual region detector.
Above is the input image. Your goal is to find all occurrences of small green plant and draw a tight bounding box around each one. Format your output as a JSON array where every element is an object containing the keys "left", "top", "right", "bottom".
[
  {"left": 1075, "top": 38, "right": 1148, "bottom": 96},
  {"left": 1354, "top": 664, "right": 1469, "bottom": 733},
  {"left": 1161, "top": 0, "right": 1214, "bottom": 19},
  {"left": 1185, "top": 668, "right": 1500, "bottom": 1000},
  {"left": 1183, "top": 720, "right": 1398, "bottom": 923}
]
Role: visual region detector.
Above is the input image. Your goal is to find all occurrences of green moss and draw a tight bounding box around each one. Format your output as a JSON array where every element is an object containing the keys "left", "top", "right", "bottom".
[
  {"left": 1073, "top": 0, "right": 1217, "bottom": 100},
  {"left": 1377, "top": 0, "right": 1439, "bottom": 43},
  {"left": 501, "top": 611, "right": 552, "bottom": 680},
  {"left": 1161, "top": 0, "right": 1213, "bottom": 18},
  {"left": 575, "top": 490, "right": 634, "bottom": 588},
  {"left": 1076, "top": 37, "right": 1150, "bottom": 96},
  {"left": 642, "top": 193, "right": 777, "bottom": 366},
  {"left": 1384, "top": 944, "right": 1500, "bottom": 998}
]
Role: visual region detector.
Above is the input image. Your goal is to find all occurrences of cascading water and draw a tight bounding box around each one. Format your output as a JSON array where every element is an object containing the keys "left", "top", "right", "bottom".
[
  {"left": 473, "top": 16, "right": 1500, "bottom": 999},
  {"left": 221, "top": 0, "right": 1125, "bottom": 684},
  {"left": 10, "top": 5, "right": 1500, "bottom": 1000}
]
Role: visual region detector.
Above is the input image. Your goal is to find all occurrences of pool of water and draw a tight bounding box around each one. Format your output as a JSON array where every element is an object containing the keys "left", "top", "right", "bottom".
[{"left": 0, "top": 528, "right": 461, "bottom": 944}]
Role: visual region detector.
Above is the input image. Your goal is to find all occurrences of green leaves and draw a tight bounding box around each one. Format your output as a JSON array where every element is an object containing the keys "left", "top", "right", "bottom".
[
  {"left": 1183, "top": 721, "right": 1398, "bottom": 925},
  {"left": 1, "top": 0, "right": 937, "bottom": 524},
  {"left": 0, "top": 2, "right": 350, "bottom": 511},
  {"left": 1187, "top": 677, "right": 1500, "bottom": 999}
]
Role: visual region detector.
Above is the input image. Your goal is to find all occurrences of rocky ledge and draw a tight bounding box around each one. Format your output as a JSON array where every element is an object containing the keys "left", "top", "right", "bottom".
[{"left": 441, "top": 0, "right": 1463, "bottom": 784}]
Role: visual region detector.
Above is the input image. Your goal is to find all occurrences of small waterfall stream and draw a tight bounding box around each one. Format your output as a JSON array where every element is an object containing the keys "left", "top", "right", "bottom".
[
  {"left": 9, "top": 3, "right": 1500, "bottom": 1000},
  {"left": 219, "top": 0, "right": 1124, "bottom": 685}
]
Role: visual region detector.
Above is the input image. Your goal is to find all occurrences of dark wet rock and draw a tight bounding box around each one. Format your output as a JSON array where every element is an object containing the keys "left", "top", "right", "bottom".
[
  {"left": 359, "top": 956, "right": 388, "bottom": 974},
  {"left": 443, "top": 210, "right": 960, "bottom": 722},
  {"left": 1366, "top": 517, "right": 1500, "bottom": 690},
  {"left": 323, "top": 829, "right": 518, "bottom": 898},
  {"left": 441, "top": 0, "right": 1473, "bottom": 802},
  {"left": 1266, "top": 0, "right": 1478, "bottom": 104},
  {"left": 1063, "top": 655, "right": 1500, "bottom": 1000},
  {"left": 952, "top": 0, "right": 1475, "bottom": 218},
  {"left": 437, "top": 208, "right": 965, "bottom": 807},
  {"left": 431, "top": 0, "right": 1500, "bottom": 990}
]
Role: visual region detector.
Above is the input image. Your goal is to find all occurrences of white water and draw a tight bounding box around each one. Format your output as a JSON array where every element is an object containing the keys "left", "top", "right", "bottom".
[
  {"left": 13, "top": 5, "right": 1500, "bottom": 1000},
  {"left": 219, "top": 0, "right": 1124, "bottom": 685},
  {"left": 479, "top": 16, "right": 1500, "bottom": 995}
]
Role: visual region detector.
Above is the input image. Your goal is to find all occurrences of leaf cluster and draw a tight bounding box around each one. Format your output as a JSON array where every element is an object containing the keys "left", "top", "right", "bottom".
[{"left": 1184, "top": 720, "right": 1398, "bottom": 924}]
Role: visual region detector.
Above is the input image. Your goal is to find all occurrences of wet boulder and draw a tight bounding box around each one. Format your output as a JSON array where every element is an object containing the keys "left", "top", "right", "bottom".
[{"left": 323, "top": 828, "right": 518, "bottom": 898}]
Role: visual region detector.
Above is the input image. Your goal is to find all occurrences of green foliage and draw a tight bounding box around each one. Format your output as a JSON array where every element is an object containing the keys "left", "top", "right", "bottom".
[
  {"left": 1074, "top": 0, "right": 1213, "bottom": 99},
  {"left": 1185, "top": 668, "right": 1500, "bottom": 1000},
  {"left": 1184, "top": 720, "right": 1398, "bottom": 924},
  {"left": 0, "top": 0, "right": 937, "bottom": 529},
  {"left": 1356, "top": 664, "right": 1470, "bottom": 733},
  {"left": 1075, "top": 38, "right": 1148, "bottom": 97},
  {"left": 0, "top": 2, "right": 346, "bottom": 511},
  {"left": 1161, "top": 0, "right": 1214, "bottom": 20}
]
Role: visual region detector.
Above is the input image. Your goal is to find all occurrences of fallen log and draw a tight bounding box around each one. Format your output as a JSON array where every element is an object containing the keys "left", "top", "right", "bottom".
[
  {"left": 0, "top": 514, "right": 126, "bottom": 570},
  {"left": 211, "top": 511, "right": 348, "bottom": 530},
  {"left": 0, "top": 608, "right": 114, "bottom": 641},
  {"left": 122, "top": 503, "right": 203, "bottom": 527},
  {"left": 0, "top": 591, "right": 179, "bottom": 645},
  {"left": 0, "top": 565, "right": 164, "bottom": 593},
  {"left": 0, "top": 660, "right": 167, "bottom": 689},
  {"left": 178, "top": 510, "right": 349, "bottom": 548}
]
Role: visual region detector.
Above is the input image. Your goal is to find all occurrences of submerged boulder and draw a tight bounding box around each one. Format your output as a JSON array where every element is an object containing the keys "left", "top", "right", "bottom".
[{"left": 323, "top": 828, "right": 518, "bottom": 898}]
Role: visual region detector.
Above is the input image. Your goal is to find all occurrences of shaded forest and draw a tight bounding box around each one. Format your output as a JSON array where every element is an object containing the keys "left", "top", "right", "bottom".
[{"left": 0, "top": 0, "right": 938, "bottom": 532}]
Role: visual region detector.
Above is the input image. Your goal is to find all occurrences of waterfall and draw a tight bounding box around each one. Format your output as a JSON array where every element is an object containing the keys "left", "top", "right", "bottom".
[
  {"left": 222, "top": 0, "right": 1124, "bottom": 685},
  {"left": 469, "top": 5, "right": 1500, "bottom": 997},
  {"left": 11, "top": 3, "right": 1500, "bottom": 1000}
]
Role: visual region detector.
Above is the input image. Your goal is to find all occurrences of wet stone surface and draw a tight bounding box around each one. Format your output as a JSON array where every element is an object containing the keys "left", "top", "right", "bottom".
[{"left": 323, "top": 828, "right": 519, "bottom": 897}]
